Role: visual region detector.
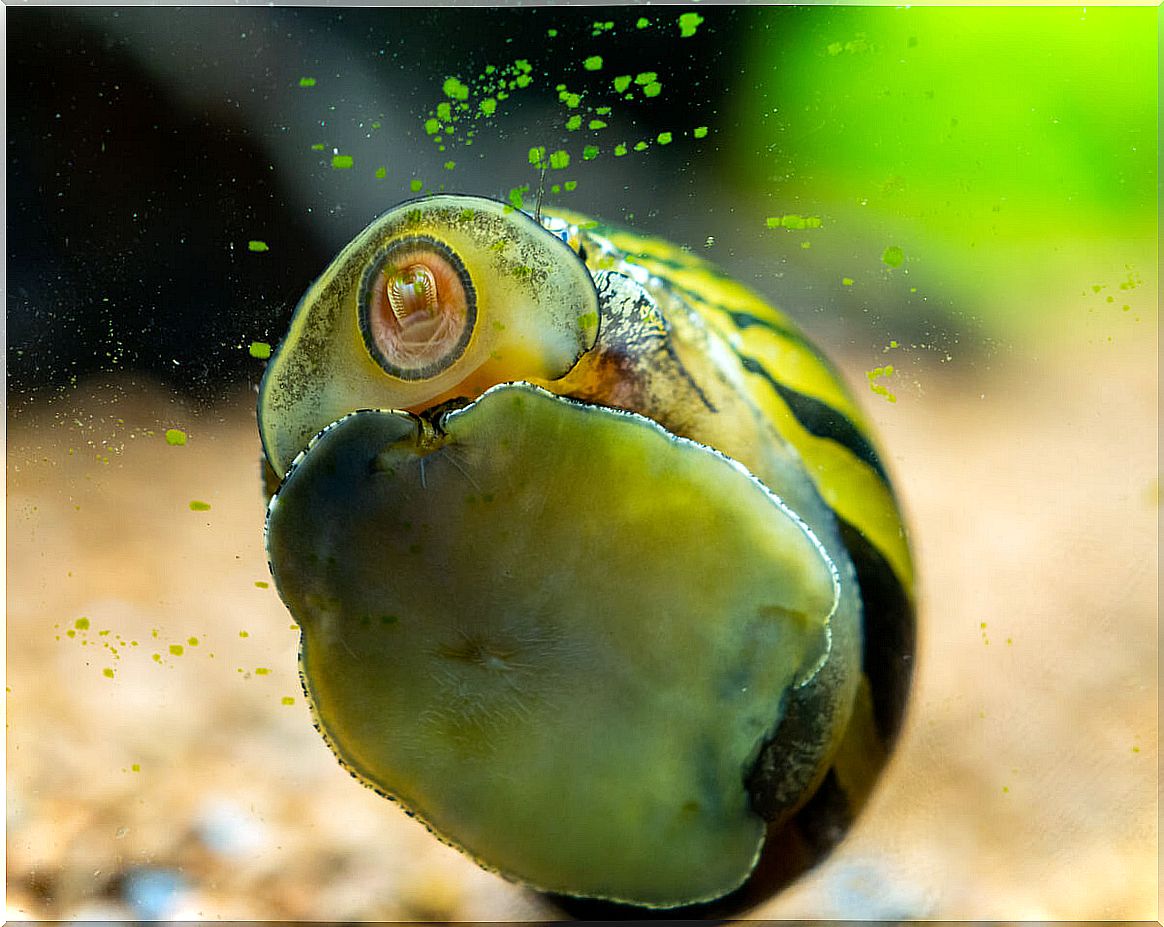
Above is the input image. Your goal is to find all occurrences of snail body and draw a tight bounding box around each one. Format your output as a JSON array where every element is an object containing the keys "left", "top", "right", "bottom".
[{"left": 260, "top": 195, "right": 914, "bottom": 911}]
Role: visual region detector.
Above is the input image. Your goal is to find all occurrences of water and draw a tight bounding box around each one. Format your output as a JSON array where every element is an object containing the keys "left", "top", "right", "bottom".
[{"left": 7, "top": 6, "right": 1157, "bottom": 920}]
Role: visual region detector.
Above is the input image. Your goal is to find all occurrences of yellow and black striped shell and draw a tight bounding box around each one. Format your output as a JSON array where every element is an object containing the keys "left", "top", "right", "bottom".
[{"left": 258, "top": 194, "right": 914, "bottom": 914}]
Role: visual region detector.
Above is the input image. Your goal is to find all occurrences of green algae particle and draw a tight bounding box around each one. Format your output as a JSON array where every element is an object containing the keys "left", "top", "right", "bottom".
[
  {"left": 678, "top": 12, "right": 705, "bottom": 37},
  {"left": 187, "top": 637, "right": 199, "bottom": 647},
  {"left": 642, "top": 82, "right": 662, "bottom": 98},
  {"left": 564, "top": 180, "right": 577, "bottom": 192},
  {"left": 164, "top": 428, "right": 187, "bottom": 446},
  {"left": 582, "top": 145, "right": 599, "bottom": 161},
  {"left": 613, "top": 75, "right": 632, "bottom": 93},
  {"left": 310, "top": 143, "right": 325, "bottom": 151},
  {"left": 424, "top": 118, "right": 440, "bottom": 136},
  {"left": 529, "top": 145, "right": 548, "bottom": 167},
  {"left": 588, "top": 119, "right": 608, "bottom": 130},
  {"left": 298, "top": 77, "right": 316, "bottom": 88},
  {"left": 331, "top": 154, "right": 354, "bottom": 170},
  {"left": 657, "top": 131, "right": 673, "bottom": 145},
  {"left": 131, "top": 763, "right": 141, "bottom": 772},
  {"left": 564, "top": 92, "right": 582, "bottom": 109},
  {"left": 867, "top": 364, "right": 898, "bottom": 403},
  {"left": 169, "top": 644, "right": 184, "bottom": 656},
  {"left": 583, "top": 55, "right": 604, "bottom": 71},
  {"left": 634, "top": 71, "right": 658, "bottom": 86},
  {"left": 636, "top": 17, "right": 650, "bottom": 28},
  {"left": 577, "top": 311, "right": 599, "bottom": 331},
  {"left": 508, "top": 186, "right": 526, "bottom": 209},
  {"left": 479, "top": 97, "right": 498, "bottom": 116},
  {"left": 596, "top": 106, "right": 612, "bottom": 115},
  {"left": 565, "top": 114, "right": 583, "bottom": 131},
  {"left": 410, "top": 179, "right": 423, "bottom": 193},
  {"left": 103, "top": 668, "right": 115, "bottom": 678},
  {"left": 842, "top": 277, "right": 855, "bottom": 286},
  {"left": 881, "top": 245, "right": 905, "bottom": 268},
  {"left": 515, "top": 74, "right": 532, "bottom": 89},
  {"left": 693, "top": 125, "right": 709, "bottom": 139},
  {"left": 254, "top": 581, "right": 269, "bottom": 589},
  {"left": 443, "top": 160, "right": 456, "bottom": 171},
  {"left": 442, "top": 77, "right": 469, "bottom": 101},
  {"left": 76, "top": 617, "right": 91, "bottom": 630},
  {"left": 547, "top": 28, "right": 558, "bottom": 37},
  {"left": 282, "top": 696, "right": 296, "bottom": 705},
  {"left": 550, "top": 184, "right": 561, "bottom": 194},
  {"left": 248, "top": 341, "right": 271, "bottom": 359},
  {"left": 634, "top": 140, "right": 649, "bottom": 152},
  {"left": 255, "top": 667, "right": 270, "bottom": 676},
  {"left": 375, "top": 166, "right": 387, "bottom": 179},
  {"left": 247, "top": 240, "right": 269, "bottom": 253},
  {"left": 614, "top": 143, "right": 628, "bottom": 157},
  {"left": 436, "top": 101, "right": 452, "bottom": 122},
  {"left": 189, "top": 500, "right": 211, "bottom": 512},
  {"left": 549, "top": 149, "right": 570, "bottom": 169}
]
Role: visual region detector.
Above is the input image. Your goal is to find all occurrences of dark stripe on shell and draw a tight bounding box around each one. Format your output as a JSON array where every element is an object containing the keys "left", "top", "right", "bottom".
[
  {"left": 736, "top": 352, "right": 891, "bottom": 485},
  {"left": 837, "top": 517, "right": 915, "bottom": 746}
]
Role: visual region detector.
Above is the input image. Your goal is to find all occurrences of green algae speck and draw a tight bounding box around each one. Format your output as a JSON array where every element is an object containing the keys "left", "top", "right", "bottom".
[
  {"left": 255, "top": 667, "right": 270, "bottom": 675},
  {"left": 103, "top": 668, "right": 115, "bottom": 679},
  {"left": 678, "top": 12, "right": 705, "bottom": 37},
  {"left": 614, "top": 143, "right": 628, "bottom": 157},
  {"left": 247, "top": 240, "right": 269, "bottom": 253},
  {"left": 881, "top": 245, "right": 905, "bottom": 268},
  {"left": 565, "top": 115, "right": 582, "bottom": 131},
  {"left": 189, "top": 500, "right": 211, "bottom": 512},
  {"left": 76, "top": 617, "right": 90, "bottom": 630},
  {"left": 588, "top": 119, "right": 607, "bottom": 131},
  {"left": 636, "top": 17, "right": 650, "bottom": 28},
  {"left": 249, "top": 341, "right": 271, "bottom": 359},
  {"left": 375, "top": 167, "right": 387, "bottom": 179},
  {"left": 867, "top": 365, "right": 897, "bottom": 403},
  {"left": 613, "top": 75, "right": 632, "bottom": 94},
  {"left": 642, "top": 82, "right": 662, "bottom": 98},
  {"left": 169, "top": 644, "right": 184, "bottom": 656},
  {"left": 842, "top": 277, "right": 855, "bottom": 286},
  {"left": 164, "top": 428, "right": 187, "bottom": 446},
  {"left": 442, "top": 77, "right": 470, "bottom": 101},
  {"left": 410, "top": 179, "right": 423, "bottom": 193},
  {"left": 187, "top": 637, "right": 199, "bottom": 647},
  {"left": 282, "top": 696, "right": 296, "bottom": 706},
  {"left": 549, "top": 150, "right": 570, "bottom": 169},
  {"left": 331, "top": 154, "right": 354, "bottom": 170},
  {"left": 131, "top": 763, "right": 141, "bottom": 772},
  {"left": 255, "top": 581, "right": 269, "bottom": 589},
  {"left": 582, "top": 145, "right": 599, "bottom": 161},
  {"left": 693, "top": 125, "right": 709, "bottom": 139},
  {"left": 298, "top": 77, "right": 316, "bottom": 88},
  {"left": 657, "top": 132, "right": 673, "bottom": 146},
  {"left": 583, "top": 56, "right": 604, "bottom": 72}
]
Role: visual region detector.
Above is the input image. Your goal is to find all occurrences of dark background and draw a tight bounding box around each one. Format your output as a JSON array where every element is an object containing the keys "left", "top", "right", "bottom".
[{"left": 9, "top": 6, "right": 764, "bottom": 401}]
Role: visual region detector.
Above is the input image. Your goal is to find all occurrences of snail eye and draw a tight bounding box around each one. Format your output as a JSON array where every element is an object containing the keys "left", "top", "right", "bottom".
[{"left": 360, "top": 236, "right": 476, "bottom": 381}]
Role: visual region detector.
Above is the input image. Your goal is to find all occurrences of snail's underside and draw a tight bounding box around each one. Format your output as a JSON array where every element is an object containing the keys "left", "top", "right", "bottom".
[{"left": 259, "top": 194, "right": 914, "bottom": 913}]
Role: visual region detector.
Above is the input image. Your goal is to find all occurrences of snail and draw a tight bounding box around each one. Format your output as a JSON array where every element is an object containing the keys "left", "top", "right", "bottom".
[{"left": 258, "top": 194, "right": 915, "bottom": 913}]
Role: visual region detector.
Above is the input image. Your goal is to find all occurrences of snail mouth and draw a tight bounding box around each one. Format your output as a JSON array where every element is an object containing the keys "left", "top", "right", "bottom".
[{"left": 265, "top": 381, "right": 839, "bottom": 909}]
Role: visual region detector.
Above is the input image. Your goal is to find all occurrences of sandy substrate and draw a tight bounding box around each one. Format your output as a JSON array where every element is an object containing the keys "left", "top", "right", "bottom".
[{"left": 6, "top": 322, "right": 1158, "bottom": 919}]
